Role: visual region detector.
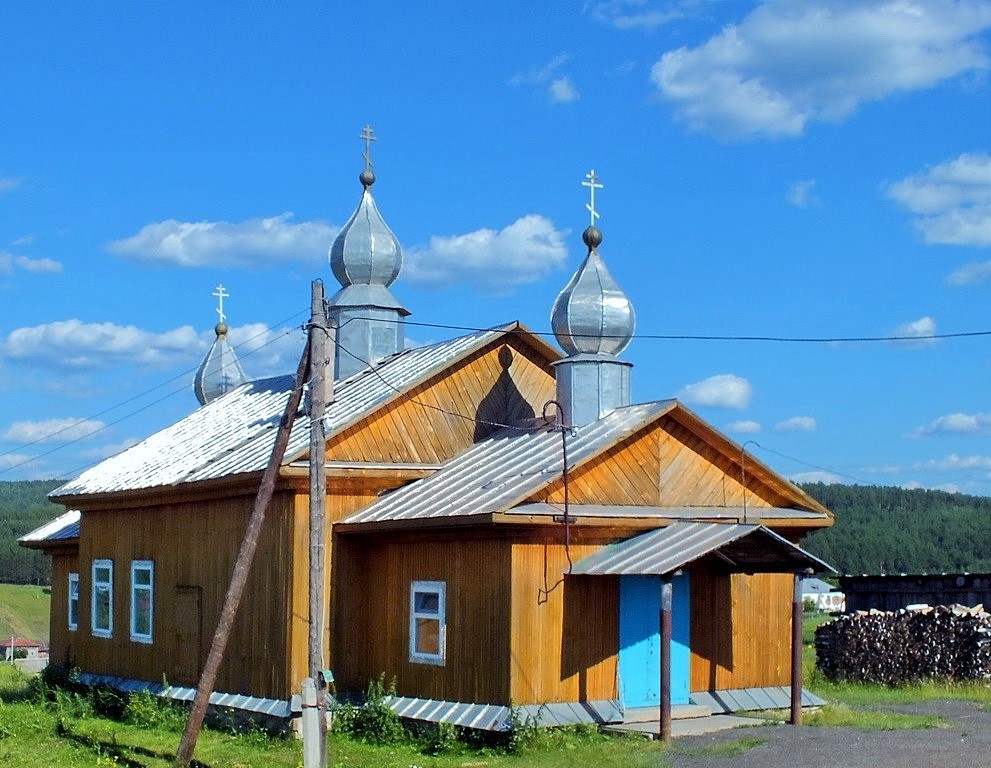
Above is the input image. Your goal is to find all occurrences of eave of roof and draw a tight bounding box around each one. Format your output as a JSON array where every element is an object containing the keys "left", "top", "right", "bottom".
[{"left": 18, "top": 509, "right": 80, "bottom": 549}]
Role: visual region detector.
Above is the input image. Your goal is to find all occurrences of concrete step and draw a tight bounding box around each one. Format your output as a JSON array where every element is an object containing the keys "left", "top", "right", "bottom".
[{"left": 623, "top": 703, "right": 711, "bottom": 723}]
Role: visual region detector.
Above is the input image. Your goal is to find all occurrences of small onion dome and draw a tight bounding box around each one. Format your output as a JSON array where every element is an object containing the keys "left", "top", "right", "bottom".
[
  {"left": 551, "top": 226, "right": 635, "bottom": 356},
  {"left": 193, "top": 322, "right": 248, "bottom": 406},
  {"left": 329, "top": 170, "right": 403, "bottom": 288}
]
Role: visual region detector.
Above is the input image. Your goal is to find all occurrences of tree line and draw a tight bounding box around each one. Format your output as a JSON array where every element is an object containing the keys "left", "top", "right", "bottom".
[{"left": 0, "top": 480, "right": 63, "bottom": 585}]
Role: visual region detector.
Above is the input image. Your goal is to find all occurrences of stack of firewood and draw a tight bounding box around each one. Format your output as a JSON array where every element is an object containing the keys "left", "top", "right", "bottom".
[{"left": 814, "top": 604, "right": 991, "bottom": 684}]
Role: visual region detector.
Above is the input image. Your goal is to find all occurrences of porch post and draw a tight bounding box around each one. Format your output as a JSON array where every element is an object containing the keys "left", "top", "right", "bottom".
[
  {"left": 659, "top": 575, "right": 673, "bottom": 742},
  {"left": 790, "top": 568, "right": 813, "bottom": 725}
]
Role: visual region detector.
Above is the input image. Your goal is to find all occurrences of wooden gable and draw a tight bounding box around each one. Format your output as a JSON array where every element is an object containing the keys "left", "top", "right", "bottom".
[
  {"left": 531, "top": 404, "right": 827, "bottom": 514},
  {"left": 324, "top": 332, "right": 557, "bottom": 465}
]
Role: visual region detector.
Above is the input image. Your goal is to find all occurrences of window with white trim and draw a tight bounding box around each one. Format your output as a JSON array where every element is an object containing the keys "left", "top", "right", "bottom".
[
  {"left": 68, "top": 572, "right": 79, "bottom": 631},
  {"left": 91, "top": 559, "right": 113, "bottom": 638},
  {"left": 409, "top": 580, "right": 446, "bottom": 665},
  {"left": 130, "top": 560, "right": 154, "bottom": 643}
]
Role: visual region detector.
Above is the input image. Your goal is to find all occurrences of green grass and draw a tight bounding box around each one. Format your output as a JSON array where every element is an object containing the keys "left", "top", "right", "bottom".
[
  {"left": 805, "top": 703, "right": 946, "bottom": 730},
  {"left": 0, "top": 583, "right": 51, "bottom": 644}
]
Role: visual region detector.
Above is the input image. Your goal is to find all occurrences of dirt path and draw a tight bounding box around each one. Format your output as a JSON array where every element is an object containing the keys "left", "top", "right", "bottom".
[{"left": 666, "top": 700, "right": 991, "bottom": 768}]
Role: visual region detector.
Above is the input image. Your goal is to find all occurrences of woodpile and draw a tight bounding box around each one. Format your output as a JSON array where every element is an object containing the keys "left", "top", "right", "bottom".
[{"left": 815, "top": 603, "right": 991, "bottom": 684}]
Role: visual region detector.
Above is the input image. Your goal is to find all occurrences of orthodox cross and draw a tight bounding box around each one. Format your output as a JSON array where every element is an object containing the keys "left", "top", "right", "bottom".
[
  {"left": 359, "top": 124, "right": 377, "bottom": 171},
  {"left": 213, "top": 284, "right": 229, "bottom": 324},
  {"left": 582, "top": 169, "right": 603, "bottom": 227}
]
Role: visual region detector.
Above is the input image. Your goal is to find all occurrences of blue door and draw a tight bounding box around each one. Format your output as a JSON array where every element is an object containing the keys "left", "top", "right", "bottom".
[{"left": 618, "top": 574, "right": 690, "bottom": 708}]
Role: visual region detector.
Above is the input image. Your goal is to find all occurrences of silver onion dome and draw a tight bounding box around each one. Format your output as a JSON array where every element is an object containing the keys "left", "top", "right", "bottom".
[
  {"left": 193, "top": 321, "right": 248, "bottom": 406},
  {"left": 328, "top": 170, "right": 403, "bottom": 288},
  {"left": 551, "top": 226, "right": 635, "bottom": 357}
]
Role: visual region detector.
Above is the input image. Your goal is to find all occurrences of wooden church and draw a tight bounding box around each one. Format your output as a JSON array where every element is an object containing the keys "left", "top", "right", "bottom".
[{"left": 22, "top": 145, "right": 834, "bottom": 730}]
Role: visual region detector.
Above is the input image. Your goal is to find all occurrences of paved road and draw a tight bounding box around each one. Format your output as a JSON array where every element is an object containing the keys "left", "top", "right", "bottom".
[{"left": 666, "top": 700, "right": 991, "bottom": 768}]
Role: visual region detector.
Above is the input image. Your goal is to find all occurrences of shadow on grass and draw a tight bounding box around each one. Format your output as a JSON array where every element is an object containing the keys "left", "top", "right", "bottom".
[{"left": 55, "top": 719, "right": 212, "bottom": 768}]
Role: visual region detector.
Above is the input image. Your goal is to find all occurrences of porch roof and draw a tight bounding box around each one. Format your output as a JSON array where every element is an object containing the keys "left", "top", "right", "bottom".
[{"left": 571, "top": 521, "right": 835, "bottom": 576}]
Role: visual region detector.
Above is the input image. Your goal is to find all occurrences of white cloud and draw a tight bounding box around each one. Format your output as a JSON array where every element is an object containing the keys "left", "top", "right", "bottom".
[
  {"left": 776, "top": 416, "right": 817, "bottom": 432},
  {"left": 550, "top": 77, "right": 580, "bottom": 103},
  {"left": 0, "top": 417, "right": 105, "bottom": 444},
  {"left": 790, "top": 470, "right": 846, "bottom": 484},
  {"left": 948, "top": 259, "right": 991, "bottom": 285},
  {"left": 78, "top": 438, "right": 141, "bottom": 460},
  {"left": 914, "top": 453, "right": 991, "bottom": 471},
  {"left": 510, "top": 55, "right": 581, "bottom": 103},
  {"left": 651, "top": 1, "right": 991, "bottom": 139},
  {"left": 787, "top": 179, "right": 822, "bottom": 208},
  {"left": 886, "top": 153, "right": 991, "bottom": 249},
  {"left": 585, "top": 0, "right": 684, "bottom": 30},
  {"left": 0, "top": 252, "right": 63, "bottom": 274},
  {"left": 405, "top": 214, "right": 569, "bottom": 293},
  {"left": 725, "top": 419, "right": 762, "bottom": 434},
  {"left": 0, "top": 178, "right": 22, "bottom": 194},
  {"left": 10, "top": 235, "right": 36, "bottom": 247},
  {"left": 226, "top": 323, "right": 306, "bottom": 378},
  {"left": 108, "top": 212, "right": 338, "bottom": 268},
  {"left": 1, "top": 319, "right": 202, "bottom": 369},
  {"left": 0, "top": 453, "right": 31, "bottom": 469},
  {"left": 911, "top": 412, "right": 991, "bottom": 437},
  {"left": 677, "top": 374, "right": 752, "bottom": 409},
  {"left": 890, "top": 316, "right": 938, "bottom": 347}
]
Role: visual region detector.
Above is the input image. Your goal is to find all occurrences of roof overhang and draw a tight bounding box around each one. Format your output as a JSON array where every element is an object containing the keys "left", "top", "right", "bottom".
[{"left": 571, "top": 521, "right": 835, "bottom": 576}]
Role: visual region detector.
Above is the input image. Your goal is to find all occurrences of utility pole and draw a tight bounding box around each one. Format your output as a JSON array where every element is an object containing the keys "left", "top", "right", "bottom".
[{"left": 175, "top": 340, "right": 311, "bottom": 768}]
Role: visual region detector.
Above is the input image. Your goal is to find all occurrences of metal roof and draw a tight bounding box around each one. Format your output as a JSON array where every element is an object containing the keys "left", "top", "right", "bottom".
[
  {"left": 343, "top": 400, "right": 676, "bottom": 524},
  {"left": 507, "top": 503, "right": 828, "bottom": 521},
  {"left": 383, "top": 695, "right": 624, "bottom": 731},
  {"left": 51, "top": 327, "right": 513, "bottom": 498},
  {"left": 571, "top": 521, "right": 835, "bottom": 576},
  {"left": 18, "top": 509, "right": 80, "bottom": 545}
]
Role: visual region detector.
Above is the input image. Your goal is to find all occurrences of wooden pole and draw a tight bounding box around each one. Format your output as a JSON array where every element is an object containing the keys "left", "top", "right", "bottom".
[
  {"left": 307, "top": 280, "right": 330, "bottom": 768},
  {"left": 659, "top": 576, "right": 673, "bottom": 742},
  {"left": 175, "top": 340, "right": 311, "bottom": 768},
  {"left": 789, "top": 571, "right": 806, "bottom": 725}
]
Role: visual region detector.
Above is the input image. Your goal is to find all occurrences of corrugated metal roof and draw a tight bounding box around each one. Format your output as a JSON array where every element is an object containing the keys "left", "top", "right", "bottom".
[
  {"left": 18, "top": 509, "right": 80, "bottom": 544},
  {"left": 383, "top": 696, "right": 624, "bottom": 731},
  {"left": 507, "top": 503, "right": 828, "bottom": 521},
  {"left": 571, "top": 521, "right": 835, "bottom": 576},
  {"left": 51, "top": 327, "right": 508, "bottom": 498},
  {"left": 691, "top": 687, "right": 824, "bottom": 714},
  {"left": 344, "top": 400, "right": 675, "bottom": 524}
]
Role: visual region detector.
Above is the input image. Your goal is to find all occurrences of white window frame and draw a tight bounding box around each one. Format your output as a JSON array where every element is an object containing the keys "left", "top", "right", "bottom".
[
  {"left": 68, "top": 572, "right": 79, "bottom": 631},
  {"left": 409, "top": 580, "right": 446, "bottom": 666},
  {"left": 91, "top": 559, "right": 113, "bottom": 638},
  {"left": 130, "top": 560, "right": 154, "bottom": 644}
]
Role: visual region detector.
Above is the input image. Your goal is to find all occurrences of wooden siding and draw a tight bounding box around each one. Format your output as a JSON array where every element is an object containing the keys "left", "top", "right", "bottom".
[
  {"left": 536, "top": 415, "right": 796, "bottom": 509},
  {"left": 690, "top": 571, "right": 793, "bottom": 691},
  {"left": 509, "top": 539, "right": 619, "bottom": 704},
  {"left": 332, "top": 532, "right": 513, "bottom": 704},
  {"left": 326, "top": 340, "right": 555, "bottom": 464},
  {"left": 72, "top": 491, "right": 297, "bottom": 699},
  {"left": 48, "top": 551, "right": 80, "bottom": 668}
]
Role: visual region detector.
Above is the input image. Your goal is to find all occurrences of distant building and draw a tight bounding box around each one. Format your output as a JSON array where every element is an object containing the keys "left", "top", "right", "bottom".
[
  {"left": 841, "top": 573, "right": 991, "bottom": 612},
  {"left": 800, "top": 577, "right": 845, "bottom": 612},
  {"left": 1, "top": 636, "right": 44, "bottom": 661}
]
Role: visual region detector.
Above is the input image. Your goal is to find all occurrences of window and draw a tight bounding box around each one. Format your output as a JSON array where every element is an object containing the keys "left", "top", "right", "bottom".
[
  {"left": 68, "top": 573, "right": 79, "bottom": 631},
  {"left": 130, "top": 561, "right": 154, "bottom": 643},
  {"left": 409, "top": 581, "right": 445, "bottom": 665},
  {"left": 92, "top": 560, "right": 113, "bottom": 637}
]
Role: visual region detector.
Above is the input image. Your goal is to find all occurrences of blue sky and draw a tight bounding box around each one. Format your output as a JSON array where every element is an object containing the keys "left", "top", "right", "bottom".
[{"left": 1, "top": 1, "right": 990, "bottom": 495}]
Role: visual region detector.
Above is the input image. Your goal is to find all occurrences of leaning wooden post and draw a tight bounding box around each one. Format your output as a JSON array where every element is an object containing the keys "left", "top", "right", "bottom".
[
  {"left": 175, "top": 341, "right": 311, "bottom": 768},
  {"left": 789, "top": 569, "right": 811, "bottom": 725},
  {"left": 307, "top": 280, "right": 330, "bottom": 768},
  {"left": 659, "top": 575, "right": 673, "bottom": 742}
]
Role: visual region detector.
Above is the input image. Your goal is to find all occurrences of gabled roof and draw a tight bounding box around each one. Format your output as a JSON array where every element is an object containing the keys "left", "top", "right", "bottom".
[
  {"left": 18, "top": 509, "right": 80, "bottom": 548},
  {"left": 344, "top": 401, "right": 677, "bottom": 524},
  {"left": 52, "top": 324, "right": 550, "bottom": 499}
]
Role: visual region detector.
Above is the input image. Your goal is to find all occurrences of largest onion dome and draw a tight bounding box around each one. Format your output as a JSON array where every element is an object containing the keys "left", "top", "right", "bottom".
[
  {"left": 193, "top": 320, "right": 248, "bottom": 406},
  {"left": 551, "top": 225, "right": 635, "bottom": 357},
  {"left": 328, "top": 168, "right": 403, "bottom": 288}
]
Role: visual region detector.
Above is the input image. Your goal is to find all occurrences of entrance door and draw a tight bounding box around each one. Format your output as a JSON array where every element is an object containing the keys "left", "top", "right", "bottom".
[
  {"left": 173, "top": 585, "right": 203, "bottom": 686},
  {"left": 618, "top": 574, "right": 690, "bottom": 708}
]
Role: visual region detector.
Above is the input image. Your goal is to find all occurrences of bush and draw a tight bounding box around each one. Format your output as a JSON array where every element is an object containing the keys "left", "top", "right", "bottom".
[{"left": 332, "top": 675, "right": 407, "bottom": 746}]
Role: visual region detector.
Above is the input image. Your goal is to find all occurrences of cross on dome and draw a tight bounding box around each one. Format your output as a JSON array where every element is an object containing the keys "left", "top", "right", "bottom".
[
  {"left": 582, "top": 169, "right": 603, "bottom": 228},
  {"left": 359, "top": 124, "right": 377, "bottom": 171},
  {"left": 213, "top": 284, "right": 229, "bottom": 324}
]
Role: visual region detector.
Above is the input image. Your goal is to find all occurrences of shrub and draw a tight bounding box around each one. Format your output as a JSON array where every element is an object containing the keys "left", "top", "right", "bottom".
[{"left": 332, "top": 675, "right": 407, "bottom": 745}]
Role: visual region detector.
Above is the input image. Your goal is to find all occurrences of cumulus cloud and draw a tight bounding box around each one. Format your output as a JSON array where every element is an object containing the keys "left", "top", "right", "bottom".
[
  {"left": 890, "top": 316, "right": 939, "bottom": 347},
  {"left": 787, "top": 179, "right": 822, "bottom": 208},
  {"left": 1, "top": 320, "right": 202, "bottom": 369},
  {"left": 0, "top": 417, "right": 105, "bottom": 444},
  {"left": 790, "top": 470, "right": 846, "bottom": 484},
  {"left": 0, "top": 252, "right": 63, "bottom": 274},
  {"left": 886, "top": 152, "right": 991, "bottom": 250},
  {"left": 677, "top": 374, "right": 752, "bottom": 409},
  {"left": 948, "top": 260, "right": 991, "bottom": 285},
  {"left": 405, "top": 214, "right": 569, "bottom": 292},
  {"left": 651, "top": 1, "right": 991, "bottom": 140},
  {"left": 0, "top": 178, "right": 22, "bottom": 194},
  {"left": 914, "top": 453, "right": 991, "bottom": 471},
  {"left": 584, "top": 0, "right": 684, "bottom": 30},
  {"left": 0, "top": 453, "right": 32, "bottom": 469},
  {"left": 911, "top": 412, "right": 991, "bottom": 437},
  {"left": 776, "top": 416, "right": 817, "bottom": 432},
  {"left": 78, "top": 438, "right": 141, "bottom": 460},
  {"left": 725, "top": 419, "right": 762, "bottom": 434},
  {"left": 510, "top": 54, "right": 581, "bottom": 103},
  {"left": 108, "top": 212, "right": 338, "bottom": 268}
]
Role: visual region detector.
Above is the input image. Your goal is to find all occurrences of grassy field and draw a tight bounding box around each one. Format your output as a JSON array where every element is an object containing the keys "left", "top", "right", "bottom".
[{"left": 0, "top": 583, "right": 51, "bottom": 644}]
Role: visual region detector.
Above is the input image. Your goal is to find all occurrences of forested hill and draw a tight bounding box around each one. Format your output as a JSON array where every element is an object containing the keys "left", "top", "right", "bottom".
[
  {"left": 0, "top": 480, "right": 63, "bottom": 584},
  {"left": 800, "top": 482, "right": 991, "bottom": 575},
  {"left": 1, "top": 480, "right": 989, "bottom": 583}
]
